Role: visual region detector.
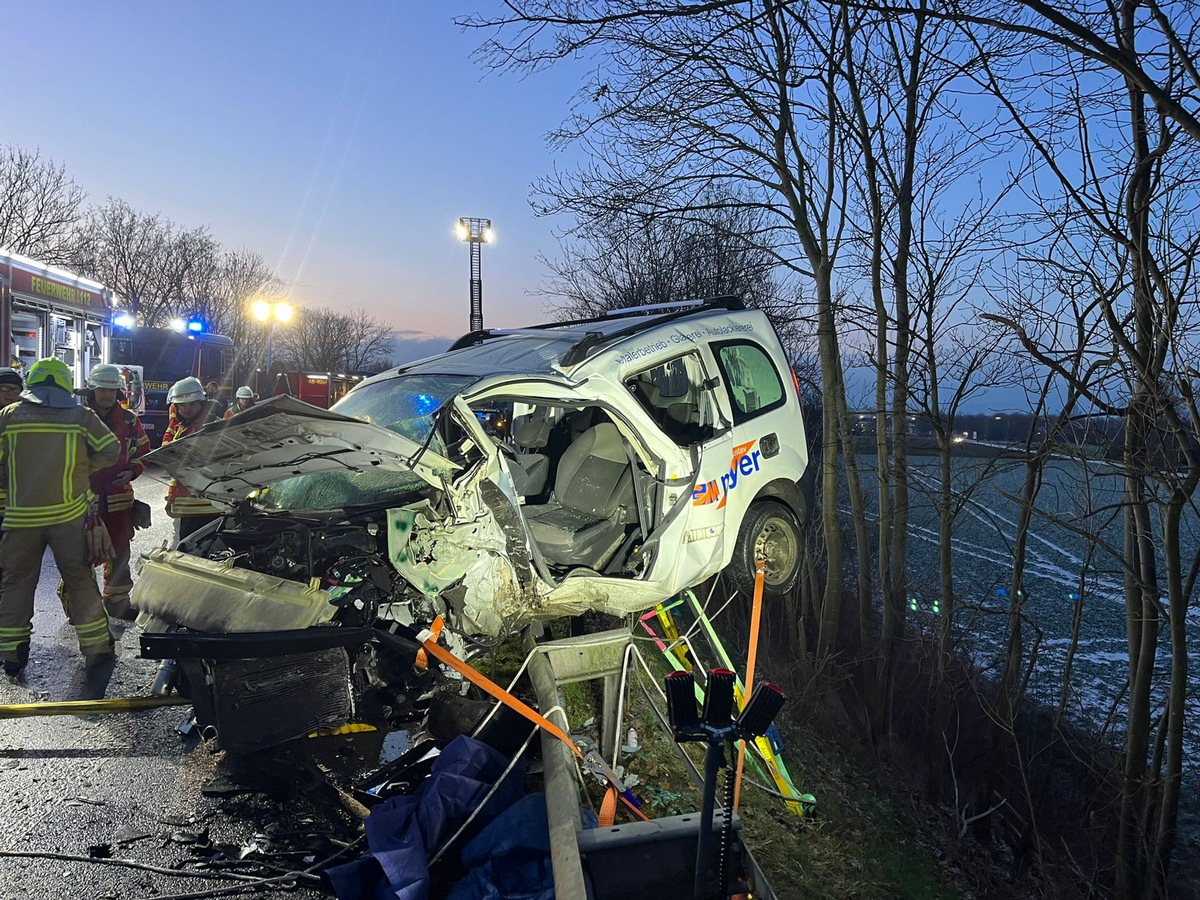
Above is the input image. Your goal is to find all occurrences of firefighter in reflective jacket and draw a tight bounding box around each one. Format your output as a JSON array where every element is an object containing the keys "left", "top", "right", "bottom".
[
  {"left": 0, "top": 357, "right": 120, "bottom": 677},
  {"left": 59, "top": 364, "right": 150, "bottom": 622},
  {"left": 161, "top": 376, "right": 224, "bottom": 543}
]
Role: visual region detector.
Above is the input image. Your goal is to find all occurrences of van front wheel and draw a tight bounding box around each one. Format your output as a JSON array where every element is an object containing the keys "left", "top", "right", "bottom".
[{"left": 728, "top": 500, "right": 802, "bottom": 600}]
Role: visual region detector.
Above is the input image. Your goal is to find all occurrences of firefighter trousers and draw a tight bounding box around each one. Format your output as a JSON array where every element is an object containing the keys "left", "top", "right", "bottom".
[
  {"left": 0, "top": 518, "right": 113, "bottom": 659},
  {"left": 59, "top": 508, "right": 135, "bottom": 620}
]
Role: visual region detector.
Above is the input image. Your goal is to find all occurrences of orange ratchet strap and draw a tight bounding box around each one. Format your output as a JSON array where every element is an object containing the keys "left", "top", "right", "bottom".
[
  {"left": 414, "top": 615, "right": 445, "bottom": 670},
  {"left": 599, "top": 785, "right": 618, "bottom": 827},
  {"left": 378, "top": 625, "right": 582, "bottom": 760}
]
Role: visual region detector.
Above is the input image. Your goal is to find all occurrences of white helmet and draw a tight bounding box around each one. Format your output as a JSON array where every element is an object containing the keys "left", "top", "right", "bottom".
[
  {"left": 168, "top": 376, "right": 205, "bottom": 404},
  {"left": 87, "top": 364, "right": 123, "bottom": 391},
  {"left": 235, "top": 386, "right": 257, "bottom": 400}
]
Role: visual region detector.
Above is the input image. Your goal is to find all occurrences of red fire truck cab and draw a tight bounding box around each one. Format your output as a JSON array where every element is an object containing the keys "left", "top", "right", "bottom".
[{"left": 252, "top": 370, "right": 365, "bottom": 409}]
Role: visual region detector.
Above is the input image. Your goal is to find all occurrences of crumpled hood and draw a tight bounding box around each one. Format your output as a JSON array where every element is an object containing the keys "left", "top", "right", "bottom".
[{"left": 143, "top": 395, "right": 458, "bottom": 504}]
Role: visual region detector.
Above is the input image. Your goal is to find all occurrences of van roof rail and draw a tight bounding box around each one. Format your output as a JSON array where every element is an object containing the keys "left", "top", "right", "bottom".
[
  {"left": 604, "top": 298, "right": 705, "bottom": 316},
  {"left": 445, "top": 296, "right": 746, "bottom": 358}
]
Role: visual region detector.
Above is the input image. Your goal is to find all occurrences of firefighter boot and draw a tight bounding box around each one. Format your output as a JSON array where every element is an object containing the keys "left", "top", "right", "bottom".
[
  {"left": 3, "top": 641, "right": 30, "bottom": 677},
  {"left": 84, "top": 647, "right": 116, "bottom": 670}
]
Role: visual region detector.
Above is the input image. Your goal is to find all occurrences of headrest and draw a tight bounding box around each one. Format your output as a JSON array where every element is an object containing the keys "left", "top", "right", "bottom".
[
  {"left": 632, "top": 378, "right": 661, "bottom": 406},
  {"left": 511, "top": 413, "right": 552, "bottom": 449}
]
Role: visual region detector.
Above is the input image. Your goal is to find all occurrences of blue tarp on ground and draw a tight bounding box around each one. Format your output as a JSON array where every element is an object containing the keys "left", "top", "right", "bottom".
[
  {"left": 325, "top": 735, "right": 525, "bottom": 900},
  {"left": 446, "top": 793, "right": 554, "bottom": 900}
]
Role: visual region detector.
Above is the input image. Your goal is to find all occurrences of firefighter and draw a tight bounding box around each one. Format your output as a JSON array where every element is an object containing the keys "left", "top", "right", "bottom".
[
  {"left": 58, "top": 364, "right": 151, "bottom": 621},
  {"left": 0, "top": 368, "right": 23, "bottom": 618},
  {"left": 161, "top": 376, "right": 224, "bottom": 543},
  {"left": 223, "top": 385, "right": 258, "bottom": 419},
  {"left": 0, "top": 357, "right": 120, "bottom": 677}
]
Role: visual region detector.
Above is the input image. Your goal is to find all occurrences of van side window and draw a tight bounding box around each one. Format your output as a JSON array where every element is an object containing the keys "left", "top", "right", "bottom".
[
  {"left": 714, "top": 341, "right": 785, "bottom": 424},
  {"left": 626, "top": 354, "right": 715, "bottom": 444}
]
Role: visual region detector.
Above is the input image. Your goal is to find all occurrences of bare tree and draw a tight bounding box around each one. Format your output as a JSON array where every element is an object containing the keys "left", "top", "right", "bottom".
[
  {"left": 202, "top": 249, "right": 285, "bottom": 384},
  {"left": 470, "top": 0, "right": 854, "bottom": 653},
  {"left": 341, "top": 308, "right": 395, "bottom": 373},
  {"left": 0, "top": 146, "right": 86, "bottom": 264},
  {"left": 968, "top": 12, "right": 1200, "bottom": 895},
  {"left": 72, "top": 198, "right": 167, "bottom": 321},
  {"left": 274, "top": 306, "right": 393, "bottom": 373},
  {"left": 540, "top": 195, "right": 808, "bottom": 342},
  {"left": 72, "top": 198, "right": 219, "bottom": 327}
]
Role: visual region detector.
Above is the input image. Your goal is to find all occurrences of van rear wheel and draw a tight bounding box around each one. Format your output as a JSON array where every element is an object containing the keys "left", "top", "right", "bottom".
[{"left": 728, "top": 500, "right": 802, "bottom": 600}]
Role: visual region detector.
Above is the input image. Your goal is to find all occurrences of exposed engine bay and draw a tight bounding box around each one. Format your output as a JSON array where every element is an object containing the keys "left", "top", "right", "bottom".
[
  {"left": 193, "top": 513, "right": 398, "bottom": 628},
  {"left": 133, "top": 508, "right": 449, "bottom": 753}
]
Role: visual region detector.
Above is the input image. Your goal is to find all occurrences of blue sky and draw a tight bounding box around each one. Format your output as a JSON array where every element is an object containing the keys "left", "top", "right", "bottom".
[{"left": 2, "top": 1, "right": 579, "bottom": 358}]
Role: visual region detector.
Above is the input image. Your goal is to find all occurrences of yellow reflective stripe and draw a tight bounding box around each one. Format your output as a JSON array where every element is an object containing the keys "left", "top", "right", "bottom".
[
  {"left": 76, "top": 618, "right": 111, "bottom": 637},
  {"left": 4, "top": 497, "right": 87, "bottom": 514},
  {"left": 0, "top": 626, "right": 33, "bottom": 652},
  {"left": 5, "top": 423, "right": 85, "bottom": 433},
  {"left": 2, "top": 500, "right": 88, "bottom": 527},
  {"left": 88, "top": 430, "right": 117, "bottom": 451},
  {"left": 5, "top": 444, "right": 15, "bottom": 511},
  {"left": 105, "top": 495, "right": 134, "bottom": 511},
  {"left": 63, "top": 431, "right": 76, "bottom": 499}
]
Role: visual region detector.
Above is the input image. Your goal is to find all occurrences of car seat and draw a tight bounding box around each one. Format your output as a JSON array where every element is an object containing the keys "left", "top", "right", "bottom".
[
  {"left": 523, "top": 423, "right": 635, "bottom": 570},
  {"left": 631, "top": 377, "right": 705, "bottom": 443},
  {"left": 509, "top": 412, "right": 553, "bottom": 497}
]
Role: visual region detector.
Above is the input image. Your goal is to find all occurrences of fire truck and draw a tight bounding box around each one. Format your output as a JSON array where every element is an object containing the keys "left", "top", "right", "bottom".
[
  {"left": 250, "top": 369, "right": 365, "bottom": 409},
  {"left": 0, "top": 250, "right": 118, "bottom": 387},
  {"left": 109, "top": 324, "right": 234, "bottom": 445}
]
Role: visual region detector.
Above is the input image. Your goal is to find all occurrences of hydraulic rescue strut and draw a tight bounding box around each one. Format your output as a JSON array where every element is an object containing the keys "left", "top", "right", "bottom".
[{"left": 666, "top": 667, "right": 786, "bottom": 900}]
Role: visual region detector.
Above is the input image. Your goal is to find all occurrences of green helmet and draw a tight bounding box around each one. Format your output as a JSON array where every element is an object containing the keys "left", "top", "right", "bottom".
[
  {"left": 87, "top": 363, "right": 124, "bottom": 390},
  {"left": 26, "top": 357, "right": 73, "bottom": 393},
  {"left": 167, "top": 376, "right": 206, "bottom": 404}
]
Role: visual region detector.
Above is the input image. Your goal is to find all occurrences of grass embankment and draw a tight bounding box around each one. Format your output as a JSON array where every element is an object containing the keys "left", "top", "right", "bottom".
[{"left": 538, "top": 616, "right": 961, "bottom": 900}]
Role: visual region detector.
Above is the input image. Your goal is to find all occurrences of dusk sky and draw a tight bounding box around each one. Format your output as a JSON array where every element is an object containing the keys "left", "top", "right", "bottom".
[{"left": 3, "top": 2, "right": 582, "bottom": 360}]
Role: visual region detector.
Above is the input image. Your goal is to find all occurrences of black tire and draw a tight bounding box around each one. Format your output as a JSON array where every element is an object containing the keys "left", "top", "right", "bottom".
[{"left": 727, "top": 499, "right": 803, "bottom": 600}]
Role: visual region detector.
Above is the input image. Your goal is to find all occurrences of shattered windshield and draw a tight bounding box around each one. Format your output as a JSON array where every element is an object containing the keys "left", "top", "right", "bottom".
[
  {"left": 332, "top": 373, "right": 475, "bottom": 444},
  {"left": 256, "top": 373, "right": 475, "bottom": 511}
]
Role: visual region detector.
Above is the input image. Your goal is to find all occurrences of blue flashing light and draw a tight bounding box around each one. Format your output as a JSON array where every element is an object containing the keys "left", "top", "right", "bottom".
[
  {"left": 113, "top": 313, "right": 135, "bottom": 329},
  {"left": 414, "top": 393, "right": 437, "bottom": 415},
  {"left": 1069, "top": 592, "right": 1080, "bottom": 601},
  {"left": 997, "top": 588, "right": 1007, "bottom": 597},
  {"left": 186, "top": 319, "right": 205, "bottom": 333}
]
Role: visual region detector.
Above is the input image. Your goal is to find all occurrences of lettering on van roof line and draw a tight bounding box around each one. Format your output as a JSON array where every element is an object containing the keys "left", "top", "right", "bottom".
[
  {"left": 613, "top": 322, "right": 757, "bottom": 366},
  {"left": 692, "top": 439, "right": 763, "bottom": 509},
  {"left": 614, "top": 340, "right": 669, "bottom": 366}
]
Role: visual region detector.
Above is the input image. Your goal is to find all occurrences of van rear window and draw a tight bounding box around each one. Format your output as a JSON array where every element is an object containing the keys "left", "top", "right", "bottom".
[{"left": 713, "top": 341, "right": 785, "bottom": 424}]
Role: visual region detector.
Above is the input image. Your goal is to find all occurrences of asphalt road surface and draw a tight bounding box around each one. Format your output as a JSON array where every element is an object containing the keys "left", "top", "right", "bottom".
[{"left": 0, "top": 466, "right": 358, "bottom": 900}]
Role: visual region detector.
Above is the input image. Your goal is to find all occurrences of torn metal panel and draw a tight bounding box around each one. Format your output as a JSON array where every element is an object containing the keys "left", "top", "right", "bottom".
[{"left": 132, "top": 548, "right": 338, "bottom": 632}]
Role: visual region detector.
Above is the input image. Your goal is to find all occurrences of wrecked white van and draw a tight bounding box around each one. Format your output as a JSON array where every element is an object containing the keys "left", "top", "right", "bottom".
[{"left": 135, "top": 299, "right": 811, "bottom": 642}]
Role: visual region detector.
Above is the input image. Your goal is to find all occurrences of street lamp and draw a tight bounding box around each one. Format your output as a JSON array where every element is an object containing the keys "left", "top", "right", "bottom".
[
  {"left": 456, "top": 217, "right": 493, "bottom": 332},
  {"left": 251, "top": 299, "right": 292, "bottom": 372}
]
